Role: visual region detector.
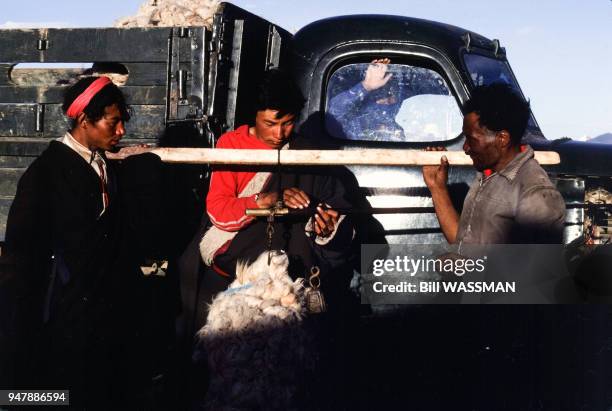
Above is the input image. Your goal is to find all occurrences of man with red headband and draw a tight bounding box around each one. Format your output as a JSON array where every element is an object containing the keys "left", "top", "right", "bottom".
[{"left": 3, "top": 76, "right": 150, "bottom": 406}]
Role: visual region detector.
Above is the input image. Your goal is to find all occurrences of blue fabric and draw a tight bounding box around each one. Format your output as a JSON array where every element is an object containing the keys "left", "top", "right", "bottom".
[{"left": 326, "top": 82, "right": 405, "bottom": 141}]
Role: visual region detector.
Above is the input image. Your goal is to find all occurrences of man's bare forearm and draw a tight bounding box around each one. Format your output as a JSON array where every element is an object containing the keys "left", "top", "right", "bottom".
[{"left": 429, "top": 186, "right": 459, "bottom": 243}]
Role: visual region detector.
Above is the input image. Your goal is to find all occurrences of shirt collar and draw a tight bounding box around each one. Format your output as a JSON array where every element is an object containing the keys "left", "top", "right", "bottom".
[
  {"left": 497, "top": 145, "right": 534, "bottom": 181},
  {"left": 61, "top": 131, "right": 104, "bottom": 164},
  {"left": 479, "top": 145, "right": 534, "bottom": 183}
]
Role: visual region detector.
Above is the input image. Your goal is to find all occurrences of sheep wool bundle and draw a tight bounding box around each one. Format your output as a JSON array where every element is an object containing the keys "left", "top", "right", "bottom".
[
  {"left": 195, "top": 251, "right": 316, "bottom": 410},
  {"left": 114, "top": 0, "right": 220, "bottom": 28}
]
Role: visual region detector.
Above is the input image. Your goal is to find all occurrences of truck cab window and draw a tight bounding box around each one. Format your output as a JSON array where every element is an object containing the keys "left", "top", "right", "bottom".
[
  {"left": 325, "top": 62, "right": 462, "bottom": 142},
  {"left": 464, "top": 53, "right": 538, "bottom": 130},
  {"left": 463, "top": 53, "right": 521, "bottom": 91}
]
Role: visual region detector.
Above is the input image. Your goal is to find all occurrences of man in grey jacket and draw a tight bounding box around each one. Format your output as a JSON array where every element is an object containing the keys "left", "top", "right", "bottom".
[{"left": 423, "top": 83, "right": 566, "bottom": 244}]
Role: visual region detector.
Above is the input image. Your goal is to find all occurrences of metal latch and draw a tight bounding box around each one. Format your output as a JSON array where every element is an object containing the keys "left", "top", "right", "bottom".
[{"left": 37, "top": 39, "right": 48, "bottom": 50}]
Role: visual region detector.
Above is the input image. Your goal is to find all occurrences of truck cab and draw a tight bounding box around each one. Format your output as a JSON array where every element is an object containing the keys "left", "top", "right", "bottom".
[{"left": 293, "top": 14, "right": 548, "bottom": 245}]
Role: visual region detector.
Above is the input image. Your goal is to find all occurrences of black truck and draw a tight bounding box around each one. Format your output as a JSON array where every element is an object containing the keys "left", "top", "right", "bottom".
[
  {"left": 0, "top": 2, "right": 610, "bottom": 247},
  {"left": 1, "top": 3, "right": 611, "bottom": 408}
]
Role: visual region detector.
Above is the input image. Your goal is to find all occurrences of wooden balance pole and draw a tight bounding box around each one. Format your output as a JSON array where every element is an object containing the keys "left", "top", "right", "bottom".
[{"left": 107, "top": 147, "right": 561, "bottom": 166}]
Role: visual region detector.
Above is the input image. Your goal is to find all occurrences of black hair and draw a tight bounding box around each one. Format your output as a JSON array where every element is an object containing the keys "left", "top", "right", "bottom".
[
  {"left": 463, "top": 83, "right": 530, "bottom": 146},
  {"left": 62, "top": 76, "right": 130, "bottom": 126},
  {"left": 254, "top": 69, "right": 305, "bottom": 119}
]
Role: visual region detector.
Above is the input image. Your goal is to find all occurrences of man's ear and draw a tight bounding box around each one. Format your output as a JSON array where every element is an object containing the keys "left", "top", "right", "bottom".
[
  {"left": 496, "top": 130, "right": 511, "bottom": 148},
  {"left": 76, "top": 112, "right": 88, "bottom": 129}
]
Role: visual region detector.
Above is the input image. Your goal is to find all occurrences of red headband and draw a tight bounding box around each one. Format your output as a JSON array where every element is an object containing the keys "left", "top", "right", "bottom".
[{"left": 66, "top": 76, "right": 112, "bottom": 119}]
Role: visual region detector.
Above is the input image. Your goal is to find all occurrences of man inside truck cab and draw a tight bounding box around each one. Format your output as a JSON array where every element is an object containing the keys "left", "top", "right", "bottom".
[
  {"left": 422, "top": 83, "right": 566, "bottom": 244},
  {"left": 326, "top": 58, "right": 406, "bottom": 141}
]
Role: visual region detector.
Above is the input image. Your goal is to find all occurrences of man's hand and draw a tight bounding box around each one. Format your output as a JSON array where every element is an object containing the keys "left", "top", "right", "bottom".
[
  {"left": 421, "top": 146, "right": 459, "bottom": 244},
  {"left": 422, "top": 146, "right": 449, "bottom": 192},
  {"left": 362, "top": 58, "right": 392, "bottom": 91},
  {"left": 256, "top": 187, "right": 311, "bottom": 209},
  {"left": 314, "top": 205, "right": 339, "bottom": 238},
  {"left": 107, "top": 144, "right": 155, "bottom": 159},
  {"left": 283, "top": 187, "right": 310, "bottom": 209},
  {"left": 256, "top": 192, "right": 279, "bottom": 208}
]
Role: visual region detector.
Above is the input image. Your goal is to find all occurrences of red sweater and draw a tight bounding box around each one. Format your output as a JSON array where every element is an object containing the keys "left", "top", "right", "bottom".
[{"left": 206, "top": 125, "right": 272, "bottom": 231}]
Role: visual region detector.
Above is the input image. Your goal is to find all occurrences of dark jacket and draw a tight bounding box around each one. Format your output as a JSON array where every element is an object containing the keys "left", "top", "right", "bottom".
[
  {"left": 2, "top": 141, "right": 146, "bottom": 405},
  {"left": 214, "top": 166, "right": 354, "bottom": 281}
]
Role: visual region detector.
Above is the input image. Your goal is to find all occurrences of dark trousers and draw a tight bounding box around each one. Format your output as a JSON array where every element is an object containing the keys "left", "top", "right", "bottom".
[{"left": 174, "top": 232, "right": 233, "bottom": 409}]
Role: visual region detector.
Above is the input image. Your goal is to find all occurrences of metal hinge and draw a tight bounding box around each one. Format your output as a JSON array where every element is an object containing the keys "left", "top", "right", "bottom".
[
  {"left": 35, "top": 104, "right": 45, "bottom": 133},
  {"left": 462, "top": 32, "right": 471, "bottom": 52},
  {"left": 265, "top": 25, "right": 281, "bottom": 70},
  {"left": 178, "top": 27, "right": 190, "bottom": 38},
  {"left": 37, "top": 28, "right": 49, "bottom": 51},
  {"left": 210, "top": 14, "right": 226, "bottom": 53},
  {"left": 492, "top": 39, "right": 501, "bottom": 57},
  {"left": 177, "top": 69, "right": 188, "bottom": 101}
]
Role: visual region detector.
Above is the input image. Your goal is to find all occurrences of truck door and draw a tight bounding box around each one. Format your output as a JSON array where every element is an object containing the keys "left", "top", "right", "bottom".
[
  {"left": 301, "top": 42, "right": 473, "bottom": 246},
  {"left": 206, "top": 2, "right": 294, "bottom": 140}
]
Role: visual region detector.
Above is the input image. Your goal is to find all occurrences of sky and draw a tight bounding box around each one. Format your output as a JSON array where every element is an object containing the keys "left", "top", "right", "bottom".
[{"left": 1, "top": 0, "right": 611, "bottom": 140}]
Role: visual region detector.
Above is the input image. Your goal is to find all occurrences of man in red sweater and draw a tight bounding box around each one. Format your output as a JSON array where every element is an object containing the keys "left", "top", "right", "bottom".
[{"left": 196, "top": 69, "right": 354, "bottom": 322}]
